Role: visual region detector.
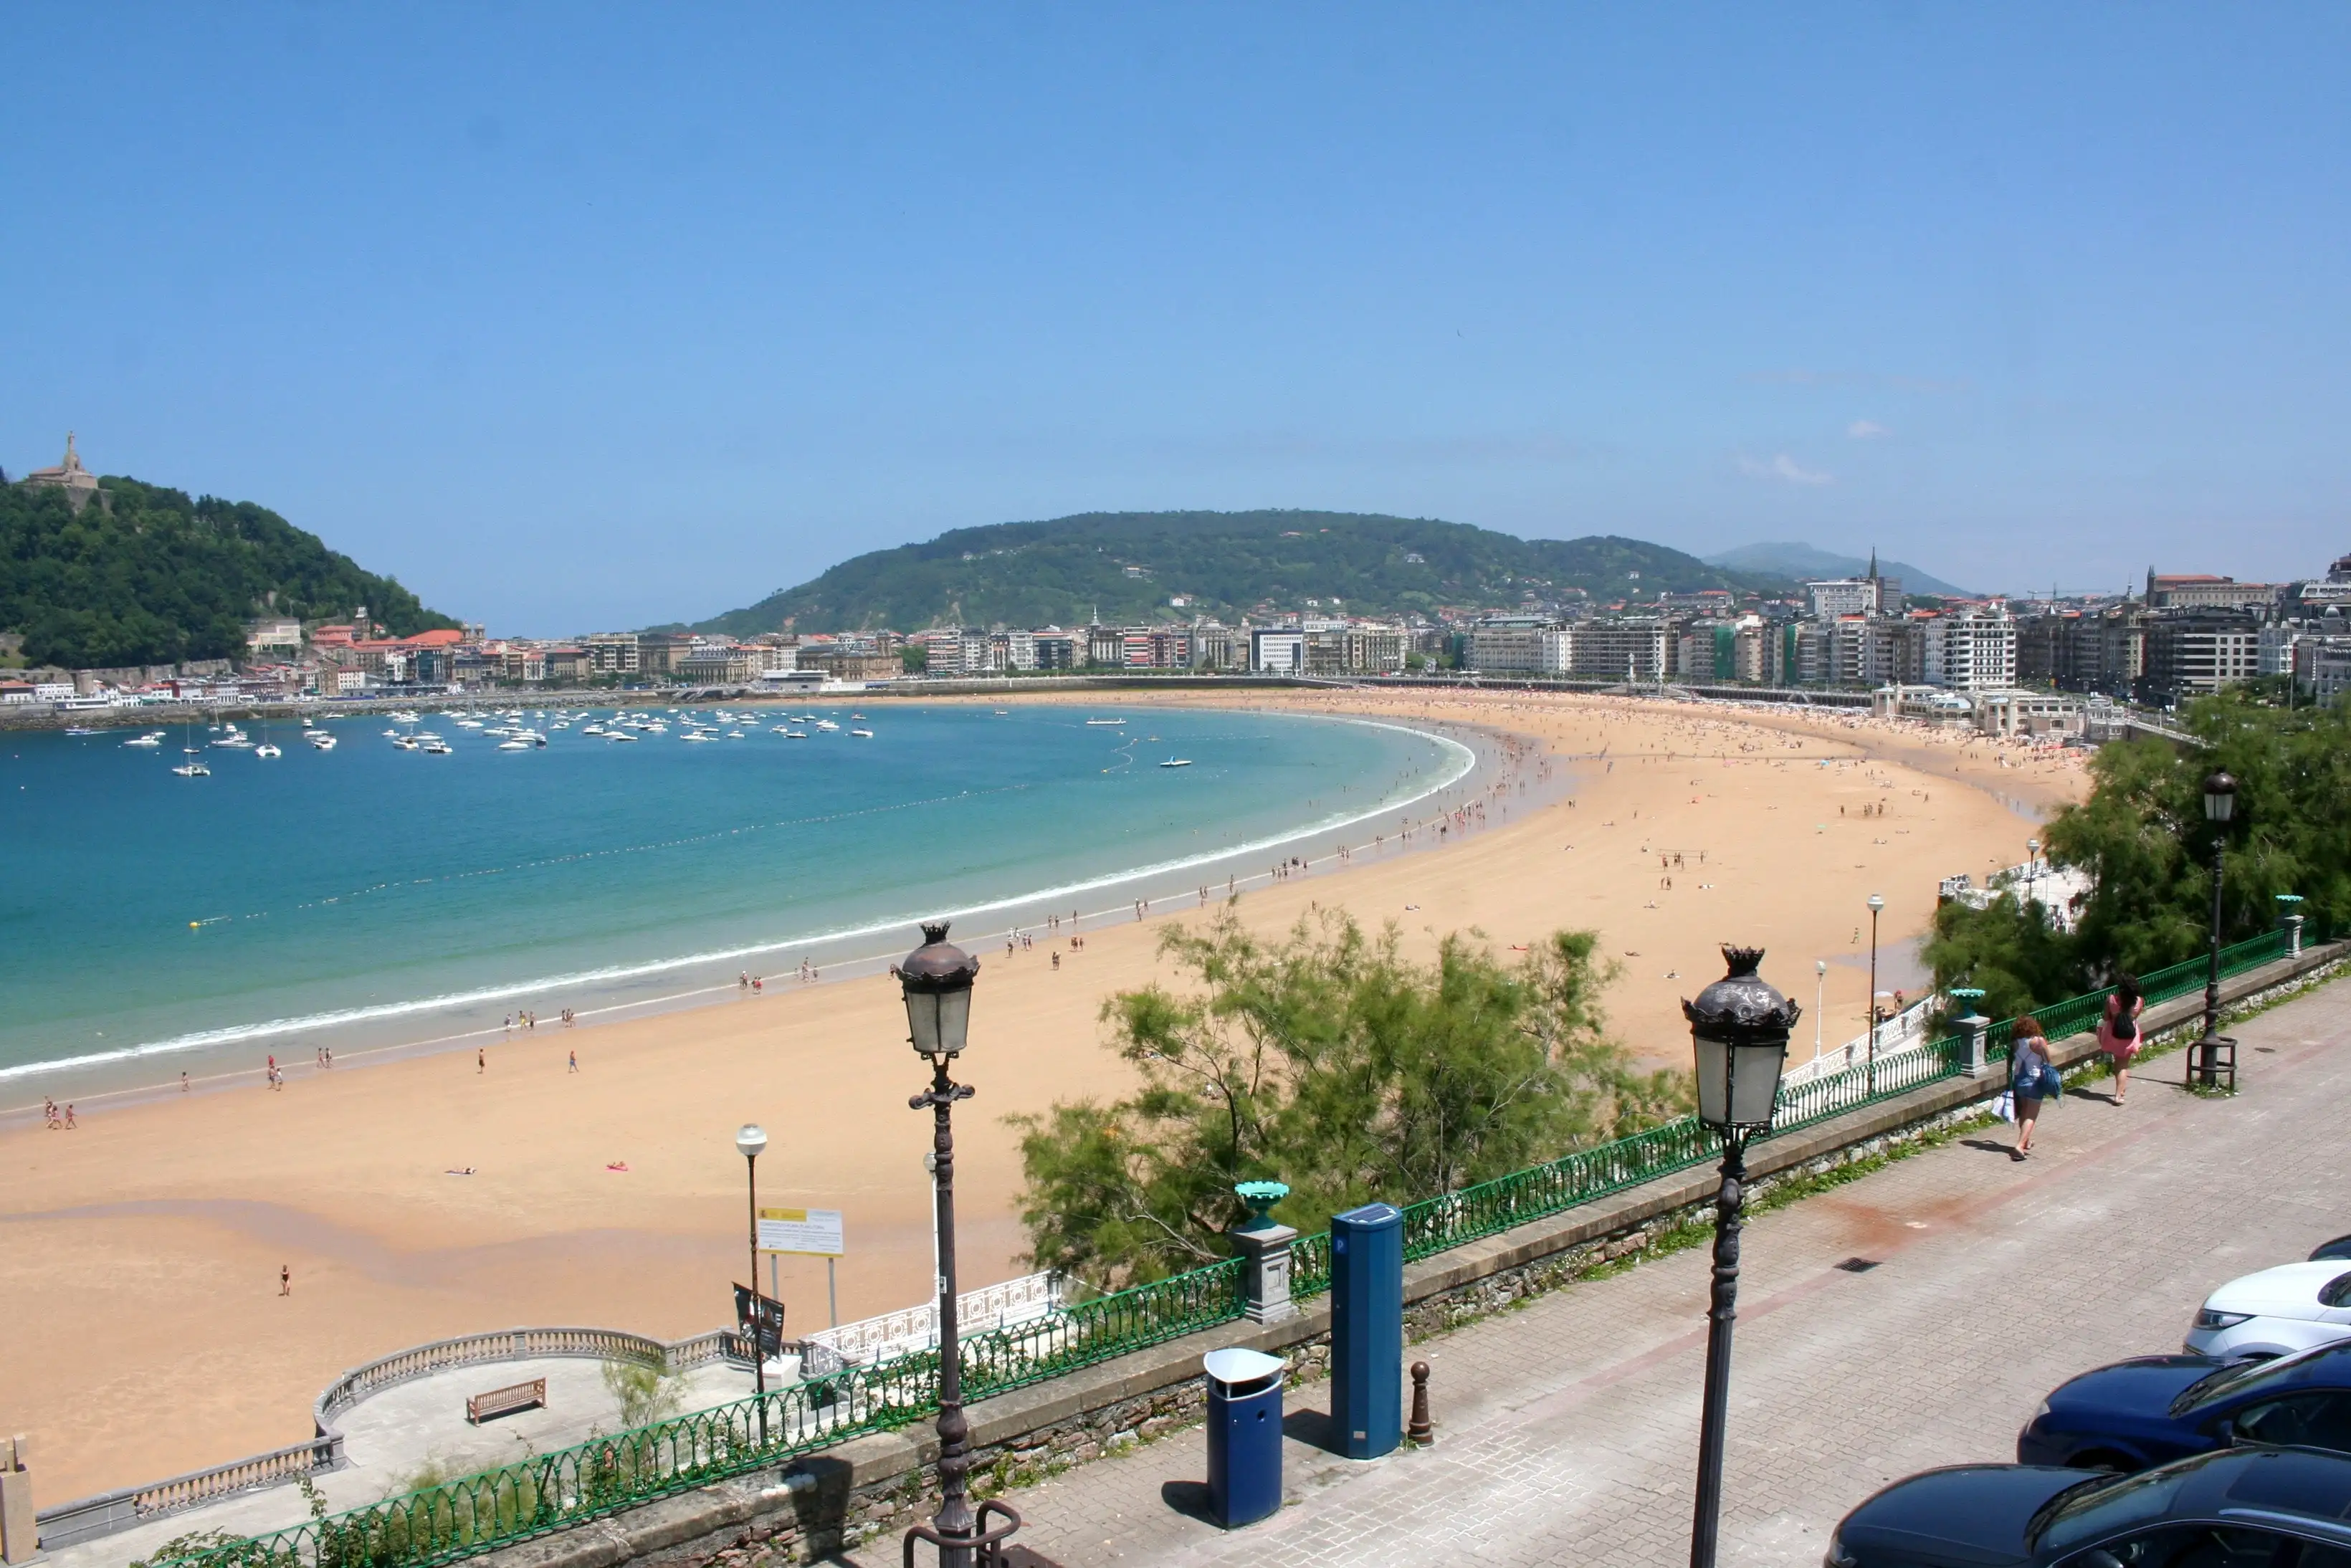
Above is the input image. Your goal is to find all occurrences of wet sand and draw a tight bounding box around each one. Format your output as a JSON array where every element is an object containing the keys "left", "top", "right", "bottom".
[{"left": 0, "top": 689, "right": 2081, "bottom": 1501}]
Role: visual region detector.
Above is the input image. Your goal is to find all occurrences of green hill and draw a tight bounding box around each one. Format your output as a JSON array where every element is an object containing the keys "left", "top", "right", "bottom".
[
  {"left": 1, "top": 474, "right": 456, "bottom": 669},
  {"left": 697, "top": 510, "right": 1786, "bottom": 634}
]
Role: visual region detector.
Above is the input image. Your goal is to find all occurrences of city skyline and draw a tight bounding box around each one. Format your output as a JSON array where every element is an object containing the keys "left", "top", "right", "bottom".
[{"left": 4, "top": 5, "right": 2346, "bottom": 634}]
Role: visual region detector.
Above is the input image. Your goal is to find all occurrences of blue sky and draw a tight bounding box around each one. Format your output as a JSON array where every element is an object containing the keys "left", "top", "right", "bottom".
[{"left": 3, "top": 5, "right": 2345, "bottom": 632}]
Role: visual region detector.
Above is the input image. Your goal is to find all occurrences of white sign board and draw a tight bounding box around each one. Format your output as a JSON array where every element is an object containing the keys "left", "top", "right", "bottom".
[{"left": 758, "top": 1207, "right": 845, "bottom": 1257}]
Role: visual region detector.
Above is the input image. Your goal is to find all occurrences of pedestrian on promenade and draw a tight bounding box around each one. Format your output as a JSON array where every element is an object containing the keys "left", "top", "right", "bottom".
[
  {"left": 2009, "top": 1016, "right": 2056, "bottom": 1160},
  {"left": 2099, "top": 975, "right": 2145, "bottom": 1106}
]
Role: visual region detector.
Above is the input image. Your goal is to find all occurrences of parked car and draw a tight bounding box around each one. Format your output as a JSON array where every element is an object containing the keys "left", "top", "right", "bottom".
[
  {"left": 2312, "top": 1235, "right": 2351, "bottom": 1263},
  {"left": 2018, "top": 1341, "right": 2351, "bottom": 1472},
  {"left": 1824, "top": 1447, "right": 2351, "bottom": 1567},
  {"left": 2183, "top": 1262, "right": 2351, "bottom": 1359}
]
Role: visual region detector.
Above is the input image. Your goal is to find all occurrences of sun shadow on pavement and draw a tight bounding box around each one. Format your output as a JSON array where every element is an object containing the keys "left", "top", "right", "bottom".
[
  {"left": 1281, "top": 1406, "right": 1348, "bottom": 1455},
  {"left": 1159, "top": 1479, "right": 1216, "bottom": 1522}
]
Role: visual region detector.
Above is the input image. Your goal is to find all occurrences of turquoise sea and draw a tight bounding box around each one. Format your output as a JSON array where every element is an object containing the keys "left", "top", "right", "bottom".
[{"left": 0, "top": 703, "right": 1474, "bottom": 1102}]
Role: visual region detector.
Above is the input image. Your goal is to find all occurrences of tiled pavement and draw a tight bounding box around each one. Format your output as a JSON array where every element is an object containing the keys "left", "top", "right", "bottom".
[{"left": 849, "top": 980, "right": 2351, "bottom": 1567}]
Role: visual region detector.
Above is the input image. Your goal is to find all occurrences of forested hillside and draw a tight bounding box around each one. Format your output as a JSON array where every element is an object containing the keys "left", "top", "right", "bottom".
[
  {"left": 697, "top": 510, "right": 1785, "bottom": 634},
  {"left": 0, "top": 476, "right": 454, "bottom": 669}
]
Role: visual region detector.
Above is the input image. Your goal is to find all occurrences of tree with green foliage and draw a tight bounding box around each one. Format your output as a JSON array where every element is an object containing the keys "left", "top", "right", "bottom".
[
  {"left": 0, "top": 474, "right": 454, "bottom": 668},
  {"left": 1927, "top": 691, "right": 2346, "bottom": 1009},
  {"left": 1008, "top": 906, "right": 1689, "bottom": 1291}
]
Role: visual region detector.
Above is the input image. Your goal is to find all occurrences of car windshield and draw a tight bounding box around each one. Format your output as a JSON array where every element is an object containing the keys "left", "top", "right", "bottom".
[
  {"left": 2171, "top": 1344, "right": 2342, "bottom": 1417},
  {"left": 2029, "top": 1467, "right": 2194, "bottom": 1553}
]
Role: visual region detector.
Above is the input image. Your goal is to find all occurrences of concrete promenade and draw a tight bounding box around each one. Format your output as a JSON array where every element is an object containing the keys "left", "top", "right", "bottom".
[
  {"left": 42, "top": 1359, "right": 758, "bottom": 1568},
  {"left": 867, "top": 977, "right": 2351, "bottom": 1568}
]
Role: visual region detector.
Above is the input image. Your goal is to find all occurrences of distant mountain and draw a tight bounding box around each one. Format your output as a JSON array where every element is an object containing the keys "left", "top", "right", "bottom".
[
  {"left": 1, "top": 469, "right": 456, "bottom": 669},
  {"left": 1702, "top": 542, "right": 1974, "bottom": 601},
  {"left": 697, "top": 510, "right": 1793, "bottom": 634}
]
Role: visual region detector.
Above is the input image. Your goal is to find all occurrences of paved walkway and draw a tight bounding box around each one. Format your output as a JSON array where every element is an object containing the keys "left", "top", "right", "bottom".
[
  {"left": 862, "top": 978, "right": 2351, "bottom": 1568},
  {"left": 47, "top": 1357, "right": 757, "bottom": 1568}
]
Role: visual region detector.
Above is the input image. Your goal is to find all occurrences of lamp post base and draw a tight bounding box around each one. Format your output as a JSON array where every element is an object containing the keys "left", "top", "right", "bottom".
[
  {"left": 902, "top": 1499, "right": 1023, "bottom": 1568},
  {"left": 2187, "top": 1034, "right": 2238, "bottom": 1093}
]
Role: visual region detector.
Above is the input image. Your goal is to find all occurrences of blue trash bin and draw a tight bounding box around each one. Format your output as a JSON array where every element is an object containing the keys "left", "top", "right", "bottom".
[
  {"left": 1330, "top": 1202, "right": 1403, "bottom": 1459},
  {"left": 1203, "top": 1347, "right": 1286, "bottom": 1527}
]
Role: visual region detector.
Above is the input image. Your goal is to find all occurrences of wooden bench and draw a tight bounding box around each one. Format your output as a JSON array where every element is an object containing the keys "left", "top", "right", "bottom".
[{"left": 466, "top": 1378, "right": 546, "bottom": 1425}]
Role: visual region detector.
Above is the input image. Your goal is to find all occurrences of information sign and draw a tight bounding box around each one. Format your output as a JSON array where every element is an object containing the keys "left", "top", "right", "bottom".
[{"left": 758, "top": 1207, "right": 846, "bottom": 1257}]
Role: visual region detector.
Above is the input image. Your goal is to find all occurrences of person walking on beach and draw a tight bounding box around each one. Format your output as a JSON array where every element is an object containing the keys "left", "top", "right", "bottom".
[
  {"left": 2008, "top": 1017, "right": 2056, "bottom": 1160},
  {"left": 181, "top": 1072, "right": 190, "bottom": 1093},
  {"left": 477, "top": 1047, "right": 486, "bottom": 1074},
  {"left": 280, "top": 1264, "right": 292, "bottom": 1297},
  {"left": 2099, "top": 975, "right": 2145, "bottom": 1106},
  {"left": 62, "top": 1104, "right": 76, "bottom": 1129},
  {"left": 568, "top": 1048, "right": 578, "bottom": 1073}
]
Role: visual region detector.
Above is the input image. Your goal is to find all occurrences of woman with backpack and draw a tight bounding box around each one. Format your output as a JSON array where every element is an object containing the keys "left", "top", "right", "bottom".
[
  {"left": 2009, "top": 1016, "right": 2058, "bottom": 1160},
  {"left": 2097, "top": 973, "right": 2145, "bottom": 1106}
]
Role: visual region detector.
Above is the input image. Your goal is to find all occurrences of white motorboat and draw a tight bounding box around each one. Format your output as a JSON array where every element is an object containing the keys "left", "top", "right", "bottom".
[
  {"left": 171, "top": 762, "right": 211, "bottom": 777},
  {"left": 211, "top": 730, "right": 255, "bottom": 749},
  {"left": 606, "top": 730, "right": 638, "bottom": 742},
  {"left": 497, "top": 739, "right": 531, "bottom": 751},
  {"left": 421, "top": 739, "right": 453, "bottom": 755},
  {"left": 65, "top": 726, "right": 102, "bottom": 737},
  {"left": 682, "top": 732, "right": 715, "bottom": 742},
  {"left": 784, "top": 729, "right": 809, "bottom": 739},
  {"left": 307, "top": 732, "right": 337, "bottom": 750},
  {"left": 1085, "top": 718, "right": 1125, "bottom": 726},
  {"left": 814, "top": 720, "right": 840, "bottom": 732},
  {"left": 391, "top": 735, "right": 419, "bottom": 750},
  {"left": 1159, "top": 757, "right": 1193, "bottom": 768},
  {"left": 850, "top": 728, "right": 874, "bottom": 737},
  {"left": 124, "top": 732, "right": 166, "bottom": 747}
]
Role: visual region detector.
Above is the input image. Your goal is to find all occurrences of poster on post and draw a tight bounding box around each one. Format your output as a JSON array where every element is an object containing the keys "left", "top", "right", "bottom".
[
  {"left": 758, "top": 1207, "right": 846, "bottom": 1257},
  {"left": 733, "top": 1282, "right": 787, "bottom": 1357}
]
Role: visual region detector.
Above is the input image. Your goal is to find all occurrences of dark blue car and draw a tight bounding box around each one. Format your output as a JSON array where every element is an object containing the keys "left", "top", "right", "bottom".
[
  {"left": 1826, "top": 1446, "right": 2351, "bottom": 1567},
  {"left": 2018, "top": 1342, "right": 2351, "bottom": 1472}
]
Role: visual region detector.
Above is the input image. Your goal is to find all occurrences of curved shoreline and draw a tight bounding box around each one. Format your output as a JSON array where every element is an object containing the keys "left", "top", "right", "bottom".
[{"left": 1, "top": 710, "right": 1489, "bottom": 1110}]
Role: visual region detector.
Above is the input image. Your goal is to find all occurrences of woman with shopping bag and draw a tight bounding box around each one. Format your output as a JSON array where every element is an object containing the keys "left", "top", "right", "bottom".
[{"left": 2008, "top": 1016, "right": 2059, "bottom": 1161}]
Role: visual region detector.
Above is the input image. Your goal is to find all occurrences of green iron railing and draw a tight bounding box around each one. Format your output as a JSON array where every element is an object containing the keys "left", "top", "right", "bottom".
[{"left": 156, "top": 922, "right": 2318, "bottom": 1568}]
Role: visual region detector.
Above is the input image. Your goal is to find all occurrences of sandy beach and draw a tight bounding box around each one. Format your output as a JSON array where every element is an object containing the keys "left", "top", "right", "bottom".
[{"left": 0, "top": 688, "right": 2084, "bottom": 1502}]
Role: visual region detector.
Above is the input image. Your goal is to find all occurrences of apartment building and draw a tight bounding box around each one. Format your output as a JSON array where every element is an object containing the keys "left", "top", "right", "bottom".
[
  {"left": 2141, "top": 608, "right": 2261, "bottom": 704},
  {"left": 1921, "top": 608, "right": 2017, "bottom": 691}
]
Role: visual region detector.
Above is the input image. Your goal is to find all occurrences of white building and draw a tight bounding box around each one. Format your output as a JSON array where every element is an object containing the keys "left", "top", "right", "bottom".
[
  {"left": 1251, "top": 629, "right": 1305, "bottom": 674},
  {"left": 1922, "top": 608, "right": 2017, "bottom": 691},
  {"left": 1460, "top": 626, "right": 1572, "bottom": 675},
  {"left": 1970, "top": 689, "right": 2085, "bottom": 739},
  {"left": 1807, "top": 578, "right": 1881, "bottom": 618}
]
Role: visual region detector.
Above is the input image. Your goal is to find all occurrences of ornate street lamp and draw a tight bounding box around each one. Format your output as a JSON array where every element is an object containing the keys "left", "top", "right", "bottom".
[
  {"left": 1684, "top": 946, "right": 1799, "bottom": 1568},
  {"left": 2192, "top": 772, "right": 2238, "bottom": 1087},
  {"left": 894, "top": 922, "right": 1021, "bottom": 1568}
]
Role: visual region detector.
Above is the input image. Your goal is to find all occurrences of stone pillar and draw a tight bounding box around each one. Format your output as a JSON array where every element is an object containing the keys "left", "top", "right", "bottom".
[
  {"left": 1956, "top": 1010, "right": 1991, "bottom": 1078},
  {"left": 1, "top": 1433, "right": 35, "bottom": 1564},
  {"left": 1229, "top": 1224, "right": 1299, "bottom": 1325}
]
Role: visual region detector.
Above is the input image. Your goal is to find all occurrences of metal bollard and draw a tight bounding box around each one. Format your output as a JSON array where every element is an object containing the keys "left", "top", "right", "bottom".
[{"left": 1407, "top": 1362, "right": 1433, "bottom": 1446}]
